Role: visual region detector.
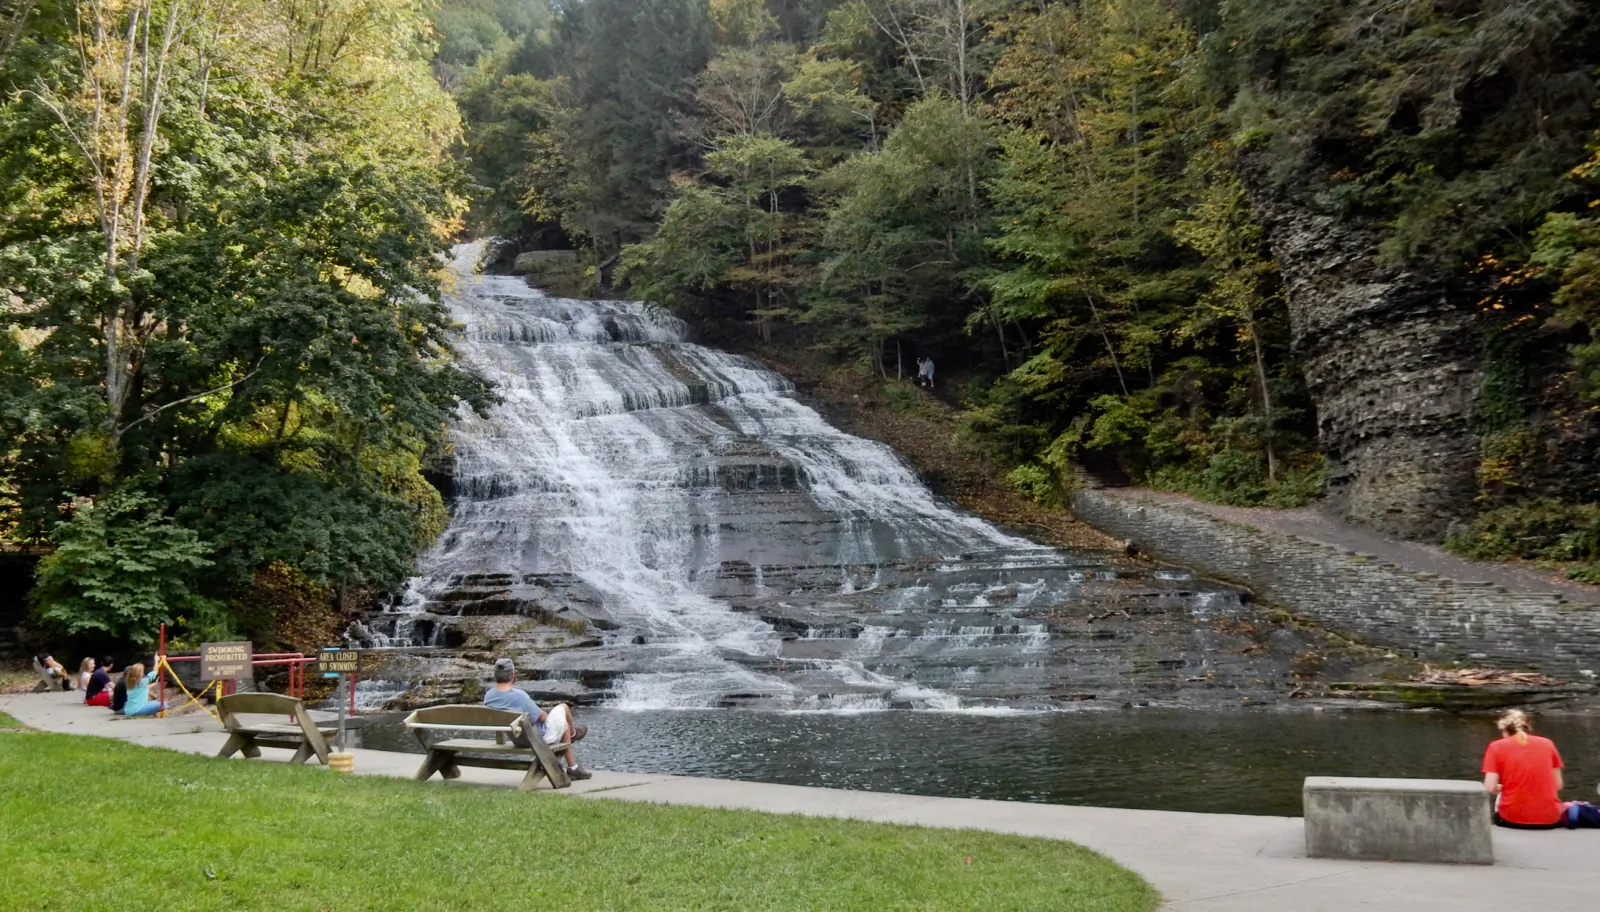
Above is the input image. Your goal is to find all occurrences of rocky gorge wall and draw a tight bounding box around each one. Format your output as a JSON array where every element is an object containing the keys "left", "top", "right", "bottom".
[
  {"left": 1069, "top": 489, "right": 1600, "bottom": 680},
  {"left": 1239, "top": 158, "right": 1484, "bottom": 542}
]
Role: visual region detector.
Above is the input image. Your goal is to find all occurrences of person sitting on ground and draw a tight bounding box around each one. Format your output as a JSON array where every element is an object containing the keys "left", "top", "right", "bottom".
[
  {"left": 76, "top": 657, "right": 95, "bottom": 691},
  {"left": 110, "top": 672, "right": 128, "bottom": 713},
  {"left": 84, "top": 657, "right": 115, "bottom": 708},
  {"left": 120, "top": 661, "right": 166, "bottom": 718},
  {"left": 36, "top": 654, "right": 73, "bottom": 691},
  {"left": 482, "top": 657, "right": 591, "bottom": 780},
  {"left": 1483, "top": 709, "right": 1565, "bottom": 829}
]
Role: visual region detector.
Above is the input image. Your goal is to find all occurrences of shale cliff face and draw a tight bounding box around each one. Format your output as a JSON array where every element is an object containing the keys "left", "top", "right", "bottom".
[{"left": 1242, "top": 161, "right": 1483, "bottom": 541}]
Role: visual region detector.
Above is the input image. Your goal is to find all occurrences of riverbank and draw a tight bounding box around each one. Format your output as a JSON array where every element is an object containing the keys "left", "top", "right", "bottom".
[{"left": 3, "top": 691, "right": 1594, "bottom": 912}]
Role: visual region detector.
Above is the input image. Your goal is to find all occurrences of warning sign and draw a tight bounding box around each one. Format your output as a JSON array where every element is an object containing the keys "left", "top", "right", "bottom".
[
  {"left": 318, "top": 648, "right": 359, "bottom": 674},
  {"left": 199, "top": 641, "right": 253, "bottom": 681}
]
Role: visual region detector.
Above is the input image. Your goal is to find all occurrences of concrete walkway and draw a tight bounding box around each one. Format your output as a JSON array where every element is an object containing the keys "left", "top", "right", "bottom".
[{"left": 3, "top": 691, "right": 1595, "bottom": 911}]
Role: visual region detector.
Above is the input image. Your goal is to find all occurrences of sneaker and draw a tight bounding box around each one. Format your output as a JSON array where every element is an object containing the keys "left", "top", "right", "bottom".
[{"left": 566, "top": 766, "right": 593, "bottom": 781}]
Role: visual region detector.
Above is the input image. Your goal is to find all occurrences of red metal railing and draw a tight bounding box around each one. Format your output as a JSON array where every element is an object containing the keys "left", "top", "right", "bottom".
[{"left": 156, "top": 624, "right": 320, "bottom": 712}]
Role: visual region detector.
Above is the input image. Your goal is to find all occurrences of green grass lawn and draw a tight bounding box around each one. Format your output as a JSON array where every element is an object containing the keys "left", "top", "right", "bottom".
[{"left": 0, "top": 731, "right": 1157, "bottom": 911}]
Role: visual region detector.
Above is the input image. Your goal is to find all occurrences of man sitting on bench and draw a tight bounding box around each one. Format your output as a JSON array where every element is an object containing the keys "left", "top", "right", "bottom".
[{"left": 483, "top": 658, "right": 591, "bottom": 780}]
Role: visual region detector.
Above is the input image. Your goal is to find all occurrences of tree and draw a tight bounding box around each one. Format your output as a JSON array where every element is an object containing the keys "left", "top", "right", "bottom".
[
  {"left": 623, "top": 132, "right": 812, "bottom": 336},
  {"left": 1, "top": 0, "right": 491, "bottom": 638},
  {"left": 808, "top": 93, "right": 995, "bottom": 373},
  {"left": 548, "top": 0, "right": 714, "bottom": 255},
  {"left": 30, "top": 490, "right": 218, "bottom": 644}
]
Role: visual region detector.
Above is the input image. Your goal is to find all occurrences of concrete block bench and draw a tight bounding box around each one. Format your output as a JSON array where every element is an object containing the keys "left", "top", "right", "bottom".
[{"left": 1304, "top": 777, "right": 1492, "bottom": 865}]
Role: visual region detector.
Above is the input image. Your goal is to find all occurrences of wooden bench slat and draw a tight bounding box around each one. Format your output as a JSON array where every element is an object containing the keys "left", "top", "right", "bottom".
[
  {"left": 406, "top": 722, "right": 522, "bottom": 733},
  {"left": 431, "top": 755, "right": 562, "bottom": 773},
  {"left": 241, "top": 723, "right": 338, "bottom": 736},
  {"left": 431, "top": 738, "right": 570, "bottom": 754},
  {"left": 242, "top": 736, "right": 316, "bottom": 751}
]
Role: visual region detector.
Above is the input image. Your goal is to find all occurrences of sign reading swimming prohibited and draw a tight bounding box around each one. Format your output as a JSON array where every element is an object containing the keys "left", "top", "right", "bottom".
[{"left": 199, "top": 641, "right": 253, "bottom": 681}]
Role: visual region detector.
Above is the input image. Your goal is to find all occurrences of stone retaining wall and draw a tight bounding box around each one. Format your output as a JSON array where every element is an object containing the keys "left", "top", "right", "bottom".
[{"left": 1069, "top": 490, "right": 1600, "bottom": 679}]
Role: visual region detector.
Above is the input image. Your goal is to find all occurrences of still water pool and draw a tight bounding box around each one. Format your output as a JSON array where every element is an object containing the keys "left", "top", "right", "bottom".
[{"left": 358, "top": 707, "right": 1600, "bottom": 817}]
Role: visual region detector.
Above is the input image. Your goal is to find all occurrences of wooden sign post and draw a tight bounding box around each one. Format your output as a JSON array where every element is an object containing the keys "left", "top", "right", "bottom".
[{"left": 318, "top": 647, "right": 359, "bottom": 750}]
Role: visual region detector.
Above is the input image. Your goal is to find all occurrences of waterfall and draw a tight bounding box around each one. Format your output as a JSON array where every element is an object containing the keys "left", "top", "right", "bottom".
[{"left": 374, "top": 242, "right": 1259, "bottom": 712}]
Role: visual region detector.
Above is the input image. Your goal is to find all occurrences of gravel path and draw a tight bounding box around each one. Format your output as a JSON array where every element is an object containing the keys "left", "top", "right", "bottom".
[{"left": 1114, "top": 489, "right": 1600, "bottom": 604}]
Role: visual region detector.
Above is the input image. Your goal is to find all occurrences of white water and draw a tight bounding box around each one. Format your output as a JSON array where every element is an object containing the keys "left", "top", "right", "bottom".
[{"left": 401, "top": 243, "right": 1056, "bottom": 709}]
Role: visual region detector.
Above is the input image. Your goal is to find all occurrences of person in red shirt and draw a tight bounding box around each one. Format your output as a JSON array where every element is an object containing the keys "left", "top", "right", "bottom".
[{"left": 1482, "top": 709, "right": 1565, "bottom": 828}]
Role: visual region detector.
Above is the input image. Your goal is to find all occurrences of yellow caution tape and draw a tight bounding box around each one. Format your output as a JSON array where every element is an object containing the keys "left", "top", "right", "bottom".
[{"left": 154, "top": 655, "right": 223, "bottom": 723}]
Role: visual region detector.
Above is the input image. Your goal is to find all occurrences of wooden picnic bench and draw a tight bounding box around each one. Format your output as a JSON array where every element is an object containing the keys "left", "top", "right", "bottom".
[
  {"left": 404, "top": 704, "right": 572, "bottom": 791},
  {"left": 215, "top": 692, "right": 336, "bottom": 766}
]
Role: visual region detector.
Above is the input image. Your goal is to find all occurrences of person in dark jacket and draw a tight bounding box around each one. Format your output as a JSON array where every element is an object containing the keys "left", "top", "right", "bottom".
[{"left": 85, "top": 657, "right": 115, "bottom": 707}]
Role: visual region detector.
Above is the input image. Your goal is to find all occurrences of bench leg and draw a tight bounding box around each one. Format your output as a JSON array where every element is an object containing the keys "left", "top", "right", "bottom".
[
  {"left": 416, "top": 749, "right": 461, "bottom": 782},
  {"left": 222, "top": 733, "right": 262, "bottom": 760},
  {"left": 289, "top": 741, "right": 314, "bottom": 765},
  {"left": 527, "top": 737, "right": 571, "bottom": 789},
  {"left": 217, "top": 732, "right": 249, "bottom": 760},
  {"left": 414, "top": 749, "right": 444, "bottom": 782},
  {"left": 518, "top": 763, "right": 548, "bottom": 791}
]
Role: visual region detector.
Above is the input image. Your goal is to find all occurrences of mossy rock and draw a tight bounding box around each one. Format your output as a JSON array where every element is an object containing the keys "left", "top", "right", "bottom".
[{"left": 1328, "top": 681, "right": 1595, "bottom": 711}]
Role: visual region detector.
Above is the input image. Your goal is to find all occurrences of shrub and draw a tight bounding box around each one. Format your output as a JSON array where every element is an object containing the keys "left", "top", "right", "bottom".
[
  {"left": 1006, "top": 463, "right": 1056, "bottom": 505},
  {"left": 31, "top": 490, "right": 221, "bottom": 646},
  {"left": 1446, "top": 498, "right": 1600, "bottom": 582}
]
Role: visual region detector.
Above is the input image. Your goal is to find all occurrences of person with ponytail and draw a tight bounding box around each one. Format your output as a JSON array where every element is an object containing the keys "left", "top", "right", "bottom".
[
  {"left": 1482, "top": 709, "right": 1565, "bottom": 829},
  {"left": 120, "top": 661, "right": 166, "bottom": 718}
]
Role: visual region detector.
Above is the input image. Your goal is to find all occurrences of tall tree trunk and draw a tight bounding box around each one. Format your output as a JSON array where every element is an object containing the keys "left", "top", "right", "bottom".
[
  {"left": 1084, "top": 292, "right": 1128, "bottom": 396},
  {"left": 1248, "top": 315, "right": 1277, "bottom": 485}
]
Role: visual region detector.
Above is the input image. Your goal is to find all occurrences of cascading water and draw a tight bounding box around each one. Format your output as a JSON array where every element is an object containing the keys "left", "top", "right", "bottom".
[{"left": 366, "top": 242, "right": 1314, "bottom": 712}]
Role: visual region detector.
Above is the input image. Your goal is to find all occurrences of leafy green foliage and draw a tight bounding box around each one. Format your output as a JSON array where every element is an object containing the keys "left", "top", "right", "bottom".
[
  {"left": 1006, "top": 463, "right": 1056, "bottom": 506},
  {"left": 1530, "top": 135, "right": 1600, "bottom": 401},
  {"left": 1, "top": 0, "right": 490, "bottom": 647},
  {"left": 228, "top": 562, "right": 343, "bottom": 656},
  {"left": 30, "top": 491, "right": 220, "bottom": 645},
  {"left": 1446, "top": 498, "right": 1600, "bottom": 584},
  {"left": 1212, "top": 0, "right": 1600, "bottom": 273}
]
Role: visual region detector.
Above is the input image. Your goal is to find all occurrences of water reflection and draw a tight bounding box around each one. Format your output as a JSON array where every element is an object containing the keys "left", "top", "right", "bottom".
[{"left": 361, "top": 708, "right": 1600, "bottom": 817}]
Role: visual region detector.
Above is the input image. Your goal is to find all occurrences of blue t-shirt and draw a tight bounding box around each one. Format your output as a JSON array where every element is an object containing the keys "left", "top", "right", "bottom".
[
  {"left": 123, "top": 670, "right": 159, "bottom": 714},
  {"left": 483, "top": 686, "right": 544, "bottom": 734}
]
